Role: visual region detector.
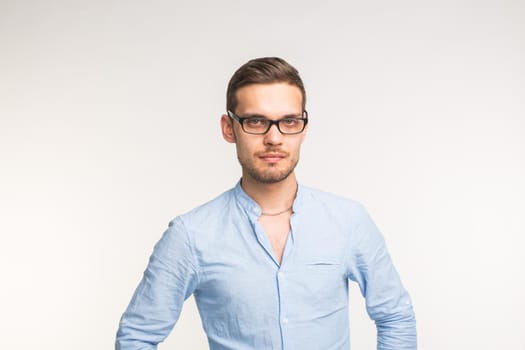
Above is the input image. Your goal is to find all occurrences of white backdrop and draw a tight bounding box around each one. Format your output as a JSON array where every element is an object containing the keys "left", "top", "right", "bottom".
[{"left": 1, "top": 1, "right": 524, "bottom": 349}]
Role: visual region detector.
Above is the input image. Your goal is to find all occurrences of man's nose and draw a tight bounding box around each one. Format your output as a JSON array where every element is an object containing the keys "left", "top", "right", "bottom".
[{"left": 263, "top": 123, "right": 283, "bottom": 145}]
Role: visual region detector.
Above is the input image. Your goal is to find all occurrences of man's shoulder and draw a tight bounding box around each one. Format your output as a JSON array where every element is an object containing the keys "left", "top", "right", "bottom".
[
  {"left": 299, "top": 184, "right": 365, "bottom": 212},
  {"left": 160, "top": 186, "right": 238, "bottom": 248},
  {"left": 179, "top": 186, "right": 236, "bottom": 221}
]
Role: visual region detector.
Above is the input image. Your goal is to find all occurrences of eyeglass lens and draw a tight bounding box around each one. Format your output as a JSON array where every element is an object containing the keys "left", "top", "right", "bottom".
[{"left": 242, "top": 117, "right": 305, "bottom": 134}]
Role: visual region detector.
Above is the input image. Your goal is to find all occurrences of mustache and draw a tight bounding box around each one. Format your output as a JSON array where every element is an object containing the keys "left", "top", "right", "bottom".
[{"left": 255, "top": 149, "right": 289, "bottom": 157}]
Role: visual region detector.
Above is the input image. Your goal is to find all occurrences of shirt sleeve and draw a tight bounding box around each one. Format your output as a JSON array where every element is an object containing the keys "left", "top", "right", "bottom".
[
  {"left": 346, "top": 204, "right": 417, "bottom": 350},
  {"left": 116, "top": 217, "right": 200, "bottom": 349}
]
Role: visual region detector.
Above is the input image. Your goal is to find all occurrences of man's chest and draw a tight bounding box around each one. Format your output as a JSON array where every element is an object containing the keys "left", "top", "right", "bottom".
[
  {"left": 192, "top": 221, "right": 350, "bottom": 315},
  {"left": 258, "top": 214, "right": 292, "bottom": 264}
]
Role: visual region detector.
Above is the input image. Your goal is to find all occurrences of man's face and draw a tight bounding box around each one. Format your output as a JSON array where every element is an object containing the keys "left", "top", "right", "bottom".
[{"left": 221, "top": 82, "right": 307, "bottom": 184}]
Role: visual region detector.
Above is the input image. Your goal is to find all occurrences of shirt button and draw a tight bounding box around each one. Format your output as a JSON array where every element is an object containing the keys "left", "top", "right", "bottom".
[
  {"left": 282, "top": 318, "right": 289, "bottom": 324},
  {"left": 278, "top": 271, "right": 285, "bottom": 278}
]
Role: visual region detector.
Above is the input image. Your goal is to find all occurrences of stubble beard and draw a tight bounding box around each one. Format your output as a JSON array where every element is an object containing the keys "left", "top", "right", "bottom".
[{"left": 238, "top": 154, "right": 299, "bottom": 184}]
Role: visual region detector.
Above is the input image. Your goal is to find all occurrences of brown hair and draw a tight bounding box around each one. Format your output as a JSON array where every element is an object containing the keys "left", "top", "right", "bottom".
[{"left": 226, "top": 57, "right": 306, "bottom": 113}]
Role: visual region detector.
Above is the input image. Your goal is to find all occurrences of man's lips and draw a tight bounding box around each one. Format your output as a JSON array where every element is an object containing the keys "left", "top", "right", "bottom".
[{"left": 258, "top": 152, "right": 287, "bottom": 162}]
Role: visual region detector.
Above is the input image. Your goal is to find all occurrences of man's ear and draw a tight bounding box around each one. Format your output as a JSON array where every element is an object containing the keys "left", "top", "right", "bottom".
[{"left": 221, "top": 114, "right": 236, "bottom": 143}]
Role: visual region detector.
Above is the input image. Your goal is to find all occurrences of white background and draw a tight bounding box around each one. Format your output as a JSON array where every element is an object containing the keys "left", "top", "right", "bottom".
[{"left": 1, "top": 0, "right": 524, "bottom": 349}]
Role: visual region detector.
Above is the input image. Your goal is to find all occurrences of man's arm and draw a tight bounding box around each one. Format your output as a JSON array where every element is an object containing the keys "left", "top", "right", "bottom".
[
  {"left": 116, "top": 217, "right": 199, "bottom": 349},
  {"left": 347, "top": 205, "right": 417, "bottom": 350}
]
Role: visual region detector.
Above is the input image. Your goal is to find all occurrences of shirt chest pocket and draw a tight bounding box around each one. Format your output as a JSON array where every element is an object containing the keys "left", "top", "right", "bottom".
[
  {"left": 284, "top": 260, "right": 347, "bottom": 316},
  {"left": 304, "top": 260, "right": 342, "bottom": 271},
  {"left": 295, "top": 259, "right": 344, "bottom": 294}
]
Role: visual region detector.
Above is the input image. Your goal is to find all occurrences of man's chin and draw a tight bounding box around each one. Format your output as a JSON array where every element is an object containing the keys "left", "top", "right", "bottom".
[
  {"left": 239, "top": 157, "right": 298, "bottom": 185},
  {"left": 247, "top": 169, "right": 293, "bottom": 184}
]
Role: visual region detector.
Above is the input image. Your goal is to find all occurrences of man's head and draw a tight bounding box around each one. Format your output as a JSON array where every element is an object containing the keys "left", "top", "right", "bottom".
[
  {"left": 221, "top": 57, "right": 308, "bottom": 185},
  {"left": 226, "top": 57, "right": 306, "bottom": 113}
]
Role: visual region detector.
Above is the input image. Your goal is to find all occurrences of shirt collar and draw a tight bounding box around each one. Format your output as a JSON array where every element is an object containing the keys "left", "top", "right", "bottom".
[
  {"left": 233, "top": 179, "right": 306, "bottom": 217},
  {"left": 234, "top": 180, "right": 261, "bottom": 217}
]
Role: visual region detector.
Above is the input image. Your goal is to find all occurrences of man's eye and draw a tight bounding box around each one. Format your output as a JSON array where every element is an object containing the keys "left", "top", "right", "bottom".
[
  {"left": 246, "top": 118, "right": 267, "bottom": 126},
  {"left": 282, "top": 118, "right": 299, "bottom": 125}
]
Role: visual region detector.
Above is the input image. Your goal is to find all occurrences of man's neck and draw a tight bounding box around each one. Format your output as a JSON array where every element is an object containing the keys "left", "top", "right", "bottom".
[{"left": 240, "top": 174, "right": 298, "bottom": 214}]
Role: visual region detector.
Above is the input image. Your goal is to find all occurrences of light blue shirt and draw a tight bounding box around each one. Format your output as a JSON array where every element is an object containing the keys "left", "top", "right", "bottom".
[{"left": 116, "top": 182, "right": 416, "bottom": 349}]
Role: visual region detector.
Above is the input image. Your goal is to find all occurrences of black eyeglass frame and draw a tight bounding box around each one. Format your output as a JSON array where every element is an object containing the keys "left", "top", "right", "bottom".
[{"left": 227, "top": 110, "right": 309, "bottom": 135}]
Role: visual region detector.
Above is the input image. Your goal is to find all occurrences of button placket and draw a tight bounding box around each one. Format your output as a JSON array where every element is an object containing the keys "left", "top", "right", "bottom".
[{"left": 277, "top": 268, "right": 289, "bottom": 329}]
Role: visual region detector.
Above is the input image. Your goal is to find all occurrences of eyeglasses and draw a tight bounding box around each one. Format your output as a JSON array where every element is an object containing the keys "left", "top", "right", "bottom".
[{"left": 227, "top": 110, "right": 308, "bottom": 135}]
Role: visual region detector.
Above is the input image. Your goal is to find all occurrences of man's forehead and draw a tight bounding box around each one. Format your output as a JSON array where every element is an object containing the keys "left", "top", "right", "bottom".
[{"left": 235, "top": 83, "right": 303, "bottom": 115}]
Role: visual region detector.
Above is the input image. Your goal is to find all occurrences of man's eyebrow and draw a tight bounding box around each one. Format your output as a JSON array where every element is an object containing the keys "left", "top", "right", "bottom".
[{"left": 241, "top": 113, "right": 267, "bottom": 118}]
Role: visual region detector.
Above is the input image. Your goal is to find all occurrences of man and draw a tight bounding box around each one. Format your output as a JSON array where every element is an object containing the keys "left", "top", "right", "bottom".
[{"left": 116, "top": 57, "right": 417, "bottom": 349}]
